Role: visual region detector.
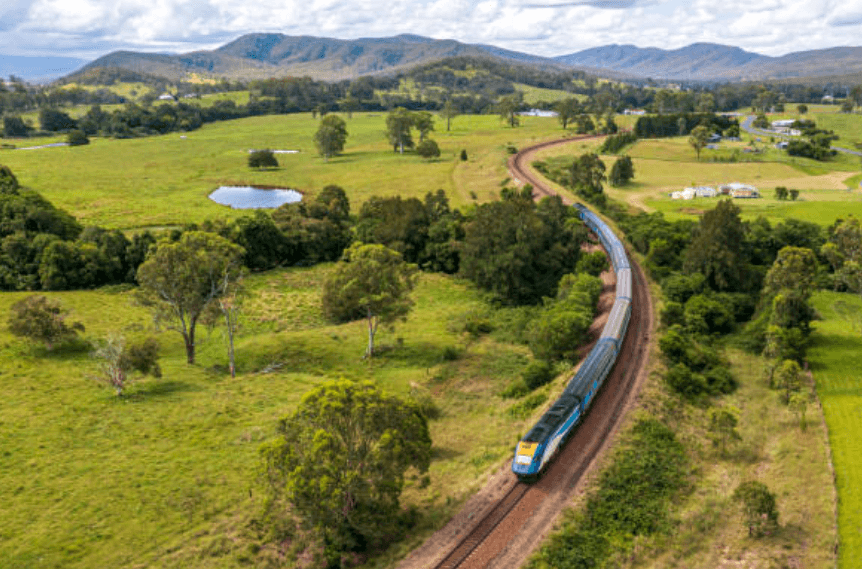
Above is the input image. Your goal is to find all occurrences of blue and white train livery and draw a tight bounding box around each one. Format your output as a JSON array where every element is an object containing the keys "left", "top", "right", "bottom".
[{"left": 512, "top": 203, "right": 633, "bottom": 480}]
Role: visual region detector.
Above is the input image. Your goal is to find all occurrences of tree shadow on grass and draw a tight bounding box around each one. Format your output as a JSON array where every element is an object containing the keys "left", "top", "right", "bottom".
[
  {"left": 373, "top": 341, "right": 456, "bottom": 369},
  {"left": 431, "top": 446, "right": 462, "bottom": 462},
  {"left": 125, "top": 380, "right": 202, "bottom": 401}
]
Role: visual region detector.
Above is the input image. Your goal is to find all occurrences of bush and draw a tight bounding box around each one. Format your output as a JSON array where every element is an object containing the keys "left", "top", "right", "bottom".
[
  {"left": 522, "top": 359, "right": 555, "bottom": 390},
  {"left": 67, "top": 130, "right": 90, "bottom": 146},
  {"left": 248, "top": 149, "right": 278, "bottom": 169},
  {"left": 660, "top": 301, "right": 685, "bottom": 328},
  {"left": 7, "top": 295, "right": 84, "bottom": 350},
  {"left": 416, "top": 139, "right": 441, "bottom": 159},
  {"left": 733, "top": 481, "right": 779, "bottom": 537},
  {"left": 665, "top": 363, "right": 708, "bottom": 397},
  {"left": 575, "top": 250, "right": 607, "bottom": 277}
]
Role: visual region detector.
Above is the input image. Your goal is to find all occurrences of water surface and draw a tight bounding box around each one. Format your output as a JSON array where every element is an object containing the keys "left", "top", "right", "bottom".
[{"left": 209, "top": 186, "right": 302, "bottom": 209}]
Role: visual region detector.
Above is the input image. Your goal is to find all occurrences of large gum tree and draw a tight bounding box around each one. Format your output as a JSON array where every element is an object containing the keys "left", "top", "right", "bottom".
[{"left": 136, "top": 231, "right": 244, "bottom": 364}]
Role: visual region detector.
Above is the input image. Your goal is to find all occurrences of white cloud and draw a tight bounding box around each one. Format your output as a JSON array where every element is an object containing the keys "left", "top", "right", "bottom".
[{"left": 0, "top": 0, "right": 860, "bottom": 61}]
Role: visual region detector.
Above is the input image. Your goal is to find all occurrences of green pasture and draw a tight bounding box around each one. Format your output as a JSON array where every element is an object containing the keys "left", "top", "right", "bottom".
[
  {"left": 513, "top": 83, "right": 584, "bottom": 105},
  {"left": 0, "top": 112, "right": 565, "bottom": 230},
  {"left": 599, "top": 137, "right": 860, "bottom": 224},
  {"left": 809, "top": 291, "right": 862, "bottom": 569},
  {"left": 0, "top": 267, "right": 560, "bottom": 568}
]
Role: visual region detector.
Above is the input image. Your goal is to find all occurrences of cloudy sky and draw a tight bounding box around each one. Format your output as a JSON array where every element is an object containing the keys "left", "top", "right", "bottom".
[{"left": 1, "top": 0, "right": 861, "bottom": 61}]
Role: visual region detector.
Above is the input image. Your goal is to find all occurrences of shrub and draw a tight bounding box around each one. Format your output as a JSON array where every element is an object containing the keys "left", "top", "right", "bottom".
[
  {"left": 67, "top": 130, "right": 90, "bottom": 146},
  {"left": 660, "top": 301, "right": 685, "bottom": 328},
  {"left": 665, "top": 363, "right": 708, "bottom": 397},
  {"left": 8, "top": 295, "right": 84, "bottom": 350},
  {"left": 575, "top": 250, "right": 607, "bottom": 277},
  {"left": 733, "top": 481, "right": 779, "bottom": 537},
  {"left": 248, "top": 149, "right": 278, "bottom": 169},
  {"left": 416, "top": 139, "right": 441, "bottom": 159},
  {"left": 522, "top": 359, "right": 555, "bottom": 390}
]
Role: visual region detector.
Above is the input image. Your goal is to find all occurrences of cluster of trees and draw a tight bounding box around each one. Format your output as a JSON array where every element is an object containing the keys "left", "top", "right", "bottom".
[
  {"left": 634, "top": 112, "right": 738, "bottom": 139},
  {"left": 774, "top": 186, "right": 799, "bottom": 201}
]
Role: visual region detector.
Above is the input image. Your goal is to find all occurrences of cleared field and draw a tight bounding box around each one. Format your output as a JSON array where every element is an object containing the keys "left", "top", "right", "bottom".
[
  {"left": 596, "top": 137, "right": 861, "bottom": 225},
  {"left": 0, "top": 113, "right": 564, "bottom": 230},
  {"left": 0, "top": 267, "right": 551, "bottom": 568},
  {"left": 809, "top": 291, "right": 862, "bottom": 569}
]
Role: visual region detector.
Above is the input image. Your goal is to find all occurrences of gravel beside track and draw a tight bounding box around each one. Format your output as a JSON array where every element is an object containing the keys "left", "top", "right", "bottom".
[{"left": 396, "top": 136, "right": 654, "bottom": 569}]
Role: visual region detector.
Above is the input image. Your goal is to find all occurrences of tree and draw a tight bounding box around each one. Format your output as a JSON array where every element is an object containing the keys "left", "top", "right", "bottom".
[
  {"left": 385, "top": 107, "right": 414, "bottom": 154},
  {"left": 416, "top": 139, "right": 440, "bottom": 160},
  {"left": 774, "top": 359, "right": 802, "bottom": 403},
  {"left": 0, "top": 164, "right": 19, "bottom": 193},
  {"left": 497, "top": 94, "right": 521, "bottom": 127},
  {"left": 684, "top": 199, "right": 749, "bottom": 292},
  {"left": 696, "top": 92, "right": 716, "bottom": 113},
  {"left": 248, "top": 149, "right": 278, "bottom": 169},
  {"left": 753, "top": 113, "right": 769, "bottom": 129},
  {"left": 321, "top": 243, "right": 418, "bottom": 358},
  {"left": 439, "top": 98, "right": 459, "bottom": 132},
  {"left": 568, "top": 153, "right": 606, "bottom": 204},
  {"left": 8, "top": 295, "right": 84, "bottom": 349},
  {"left": 39, "top": 108, "right": 77, "bottom": 132},
  {"left": 314, "top": 114, "right": 348, "bottom": 161},
  {"left": 412, "top": 111, "right": 434, "bottom": 142},
  {"left": 608, "top": 155, "right": 634, "bottom": 186},
  {"left": 556, "top": 98, "right": 581, "bottom": 130},
  {"left": 689, "top": 125, "right": 710, "bottom": 160},
  {"left": 708, "top": 407, "right": 741, "bottom": 455},
  {"left": 3, "top": 116, "right": 30, "bottom": 137},
  {"left": 136, "top": 231, "right": 244, "bottom": 364},
  {"left": 733, "top": 481, "right": 779, "bottom": 537},
  {"left": 460, "top": 191, "right": 585, "bottom": 305},
  {"left": 260, "top": 379, "right": 432, "bottom": 562},
  {"left": 90, "top": 335, "right": 161, "bottom": 395}
]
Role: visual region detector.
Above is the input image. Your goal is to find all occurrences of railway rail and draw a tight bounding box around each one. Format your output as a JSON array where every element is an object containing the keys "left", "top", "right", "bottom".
[{"left": 424, "top": 135, "right": 653, "bottom": 569}]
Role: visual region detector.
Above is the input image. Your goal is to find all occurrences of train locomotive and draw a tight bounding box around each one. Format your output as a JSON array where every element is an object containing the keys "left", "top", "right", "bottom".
[{"left": 512, "top": 203, "right": 632, "bottom": 480}]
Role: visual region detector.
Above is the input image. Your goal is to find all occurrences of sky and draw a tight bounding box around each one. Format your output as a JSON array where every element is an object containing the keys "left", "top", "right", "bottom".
[{"left": 1, "top": 0, "right": 861, "bottom": 62}]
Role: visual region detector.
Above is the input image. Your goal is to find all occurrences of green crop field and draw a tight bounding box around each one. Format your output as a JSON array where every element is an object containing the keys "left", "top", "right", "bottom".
[
  {"left": 809, "top": 291, "right": 862, "bottom": 568},
  {"left": 0, "top": 266, "right": 564, "bottom": 568},
  {"left": 0, "top": 113, "right": 567, "bottom": 230}
]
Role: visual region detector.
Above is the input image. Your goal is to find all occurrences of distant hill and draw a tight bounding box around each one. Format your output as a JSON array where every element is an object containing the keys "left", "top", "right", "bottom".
[
  {"left": 70, "top": 33, "right": 572, "bottom": 83},
  {"left": 0, "top": 55, "right": 87, "bottom": 83},
  {"left": 554, "top": 43, "right": 862, "bottom": 82}
]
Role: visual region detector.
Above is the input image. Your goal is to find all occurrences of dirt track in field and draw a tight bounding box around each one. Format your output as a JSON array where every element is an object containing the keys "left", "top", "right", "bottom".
[{"left": 395, "top": 136, "right": 655, "bottom": 569}]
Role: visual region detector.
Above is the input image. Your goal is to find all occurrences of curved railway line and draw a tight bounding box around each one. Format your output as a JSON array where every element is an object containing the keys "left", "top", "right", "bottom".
[{"left": 399, "top": 135, "right": 654, "bottom": 569}]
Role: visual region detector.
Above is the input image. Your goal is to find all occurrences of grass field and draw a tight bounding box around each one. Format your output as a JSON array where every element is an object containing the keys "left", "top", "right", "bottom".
[
  {"left": 808, "top": 291, "right": 862, "bottom": 569},
  {"left": 0, "top": 113, "right": 566, "bottom": 230},
  {"left": 599, "top": 136, "right": 860, "bottom": 225},
  {"left": 0, "top": 267, "right": 563, "bottom": 568},
  {"left": 609, "top": 348, "right": 837, "bottom": 569}
]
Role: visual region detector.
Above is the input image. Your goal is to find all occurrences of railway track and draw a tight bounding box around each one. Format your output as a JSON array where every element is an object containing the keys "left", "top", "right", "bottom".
[{"left": 426, "top": 136, "right": 653, "bottom": 569}]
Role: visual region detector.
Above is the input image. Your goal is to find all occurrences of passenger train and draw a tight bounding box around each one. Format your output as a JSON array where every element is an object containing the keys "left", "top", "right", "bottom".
[{"left": 512, "top": 203, "right": 632, "bottom": 480}]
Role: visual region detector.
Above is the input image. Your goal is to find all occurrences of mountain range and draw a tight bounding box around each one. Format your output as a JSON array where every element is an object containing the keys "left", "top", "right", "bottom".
[
  {"left": 556, "top": 43, "right": 862, "bottom": 82},
  {"left": 5, "top": 34, "right": 862, "bottom": 84}
]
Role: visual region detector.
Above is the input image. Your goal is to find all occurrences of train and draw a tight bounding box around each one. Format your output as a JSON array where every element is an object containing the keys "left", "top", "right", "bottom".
[{"left": 512, "top": 203, "right": 632, "bottom": 480}]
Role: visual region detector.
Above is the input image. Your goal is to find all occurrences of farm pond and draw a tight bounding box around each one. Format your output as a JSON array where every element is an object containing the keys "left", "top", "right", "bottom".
[{"left": 209, "top": 186, "right": 302, "bottom": 209}]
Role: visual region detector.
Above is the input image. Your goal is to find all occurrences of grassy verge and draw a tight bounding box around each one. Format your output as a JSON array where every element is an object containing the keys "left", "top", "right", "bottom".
[{"left": 809, "top": 291, "right": 862, "bottom": 568}]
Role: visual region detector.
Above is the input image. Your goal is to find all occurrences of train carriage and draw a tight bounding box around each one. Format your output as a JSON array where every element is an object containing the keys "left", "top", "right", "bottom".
[{"left": 513, "top": 203, "right": 633, "bottom": 481}]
